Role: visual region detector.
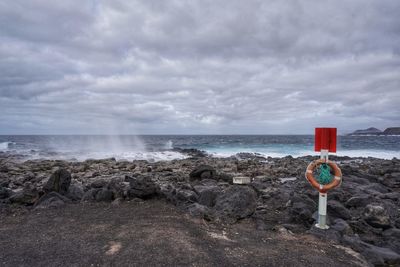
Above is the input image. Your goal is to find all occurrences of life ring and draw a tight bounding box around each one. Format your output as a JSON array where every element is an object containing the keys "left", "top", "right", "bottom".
[{"left": 305, "top": 159, "right": 342, "bottom": 193}]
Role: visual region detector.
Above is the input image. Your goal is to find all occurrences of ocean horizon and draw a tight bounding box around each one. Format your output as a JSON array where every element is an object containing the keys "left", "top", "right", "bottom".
[{"left": 1, "top": 134, "right": 399, "bottom": 161}]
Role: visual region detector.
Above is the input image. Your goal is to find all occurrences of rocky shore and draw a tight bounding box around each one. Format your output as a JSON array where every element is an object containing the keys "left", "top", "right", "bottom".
[{"left": 1, "top": 151, "right": 399, "bottom": 266}]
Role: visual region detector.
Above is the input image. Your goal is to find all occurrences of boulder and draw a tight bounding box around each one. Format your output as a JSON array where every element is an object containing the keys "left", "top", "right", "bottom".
[
  {"left": 0, "top": 186, "right": 12, "bottom": 199},
  {"left": 95, "top": 188, "right": 114, "bottom": 202},
  {"left": 330, "top": 218, "right": 353, "bottom": 235},
  {"left": 363, "top": 204, "right": 391, "bottom": 229},
  {"left": 34, "top": 192, "right": 68, "bottom": 209},
  {"left": 189, "top": 165, "right": 216, "bottom": 180},
  {"left": 290, "top": 194, "right": 316, "bottom": 225},
  {"left": 128, "top": 177, "right": 158, "bottom": 199},
  {"left": 214, "top": 185, "right": 257, "bottom": 222},
  {"left": 187, "top": 203, "right": 212, "bottom": 219},
  {"left": 328, "top": 200, "right": 352, "bottom": 220},
  {"left": 90, "top": 179, "right": 108, "bottom": 189},
  {"left": 307, "top": 225, "right": 341, "bottom": 243},
  {"left": 66, "top": 184, "right": 84, "bottom": 201},
  {"left": 81, "top": 188, "right": 100, "bottom": 202},
  {"left": 194, "top": 185, "right": 221, "bottom": 207},
  {"left": 43, "top": 169, "right": 71, "bottom": 195},
  {"left": 175, "top": 189, "right": 198, "bottom": 203},
  {"left": 342, "top": 235, "right": 400, "bottom": 266},
  {"left": 345, "top": 195, "right": 372, "bottom": 208},
  {"left": 9, "top": 185, "right": 39, "bottom": 205}
]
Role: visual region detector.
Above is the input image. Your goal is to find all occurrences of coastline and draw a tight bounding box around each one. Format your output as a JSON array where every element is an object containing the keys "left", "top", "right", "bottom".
[{"left": 1, "top": 151, "right": 400, "bottom": 266}]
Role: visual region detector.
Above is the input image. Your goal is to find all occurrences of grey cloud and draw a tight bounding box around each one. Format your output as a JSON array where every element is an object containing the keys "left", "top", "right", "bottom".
[{"left": 0, "top": 0, "right": 399, "bottom": 134}]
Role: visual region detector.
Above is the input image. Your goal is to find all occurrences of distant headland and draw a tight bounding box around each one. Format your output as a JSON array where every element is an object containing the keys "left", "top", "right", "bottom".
[{"left": 348, "top": 127, "right": 400, "bottom": 136}]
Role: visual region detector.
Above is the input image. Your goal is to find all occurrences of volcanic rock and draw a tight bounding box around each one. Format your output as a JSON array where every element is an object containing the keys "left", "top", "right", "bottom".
[
  {"left": 43, "top": 169, "right": 71, "bottom": 195},
  {"left": 214, "top": 185, "right": 257, "bottom": 223},
  {"left": 34, "top": 192, "right": 68, "bottom": 209},
  {"left": 189, "top": 165, "right": 216, "bottom": 180},
  {"left": 128, "top": 176, "right": 158, "bottom": 199},
  {"left": 363, "top": 204, "right": 391, "bottom": 229}
]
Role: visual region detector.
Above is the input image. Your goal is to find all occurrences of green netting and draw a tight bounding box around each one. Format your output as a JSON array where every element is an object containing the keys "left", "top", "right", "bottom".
[{"left": 317, "top": 163, "right": 333, "bottom": 185}]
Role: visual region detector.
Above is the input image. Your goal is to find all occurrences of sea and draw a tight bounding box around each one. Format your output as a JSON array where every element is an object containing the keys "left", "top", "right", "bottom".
[{"left": 0, "top": 135, "right": 399, "bottom": 161}]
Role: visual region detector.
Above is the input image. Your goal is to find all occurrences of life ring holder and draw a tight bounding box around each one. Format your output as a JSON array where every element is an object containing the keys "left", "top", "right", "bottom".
[{"left": 305, "top": 159, "right": 342, "bottom": 193}]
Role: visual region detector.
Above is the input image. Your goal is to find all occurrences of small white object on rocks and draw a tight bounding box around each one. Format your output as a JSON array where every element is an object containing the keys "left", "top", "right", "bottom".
[
  {"left": 279, "top": 177, "right": 297, "bottom": 183},
  {"left": 232, "top": 176, "right": 251, "bottom": 184}
]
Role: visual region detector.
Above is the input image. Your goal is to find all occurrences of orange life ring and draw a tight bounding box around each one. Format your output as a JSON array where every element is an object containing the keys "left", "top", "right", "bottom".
[{"left": 305, "top": 159, "right": 342, "bottom": 193}]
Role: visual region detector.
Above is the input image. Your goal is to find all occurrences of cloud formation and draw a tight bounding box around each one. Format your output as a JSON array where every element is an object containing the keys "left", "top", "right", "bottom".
[{"left": 1, "top": 0, "right": 399, "bottom": 134}]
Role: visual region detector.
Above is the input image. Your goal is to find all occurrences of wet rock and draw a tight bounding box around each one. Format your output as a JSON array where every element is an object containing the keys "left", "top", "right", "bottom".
[
  {"left": 193, "top": 185, "right": 221, "bottom": 207},
  {"left": 66, "top": 184, "right": 84, "bottom": 201},
  {"left": 189, "top": 165, "right": 216, "bottom": 180},
  {"left": 128, "top": 176, "right": 158, "bottom": 199},
  {"left": 363, "top": 204, "right": 391, "bottom": 229},
  {"left": 214, "top": 185, "right": 257, "bottom": 223},
  {"left": 95, "top": 188, "right": 114, "bottom": 202},
  {"left": 34, "top": 192, "right": 68, "bottom": 209},
  {"left": 43, "top": 169, "right": 71, "bottom": 195}
]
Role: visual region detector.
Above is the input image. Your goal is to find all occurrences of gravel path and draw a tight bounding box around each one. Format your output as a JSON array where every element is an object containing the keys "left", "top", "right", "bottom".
[{"left": 0, "top": 200, "right": 368, "bottom": 267}]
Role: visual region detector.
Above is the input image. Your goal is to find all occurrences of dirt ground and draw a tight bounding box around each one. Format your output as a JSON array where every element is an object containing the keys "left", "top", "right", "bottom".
[{"left": 0, "top": 200, "right": 368, "bottom": 267}]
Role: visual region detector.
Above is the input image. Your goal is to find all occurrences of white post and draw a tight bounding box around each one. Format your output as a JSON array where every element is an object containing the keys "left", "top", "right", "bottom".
[{"left": 316, "top": 149, "right": 329, "bottom": 229}]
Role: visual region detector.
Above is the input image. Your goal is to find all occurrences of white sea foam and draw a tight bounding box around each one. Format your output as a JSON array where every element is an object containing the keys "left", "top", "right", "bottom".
[
  {"left": 209, "top": 149, "right": 399, "bottom": 160},
  {"left": 0, "top": 142, "right": 11, "bottom": 151},
  {"left": 164, "top": 140, "right": 174, "bottom": 150}
]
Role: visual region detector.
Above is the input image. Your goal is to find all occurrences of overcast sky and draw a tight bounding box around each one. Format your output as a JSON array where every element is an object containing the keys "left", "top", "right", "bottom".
[{"left": 0, "top": 0, "right": 399, "bottom": 134}]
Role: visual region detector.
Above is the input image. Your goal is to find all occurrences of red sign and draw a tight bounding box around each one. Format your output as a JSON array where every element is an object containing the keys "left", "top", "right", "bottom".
[{"left": 315, "top": 128, "right": 337, "bottom": 152}]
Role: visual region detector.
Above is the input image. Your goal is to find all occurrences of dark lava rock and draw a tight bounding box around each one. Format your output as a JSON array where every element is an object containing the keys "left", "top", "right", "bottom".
[
  {"left": 292, "top": 202, "right": 315, "bottom": 225},
  {"left": 0, "top": 186, "right": 12, "bottom": 199},
  {"left": 189, "top": 165, "right": 216, "bottom": 180},
  {"left": 9, "top": 185, "right": 39, "bottom": 205},
  {"left": 194, "top": 185, "right": 221, "bottom": 207},
  {"left": 34, "top": 192, "right": 68, "bottom": 209},
  {"left": 214, "top": 185, "right": 257, "bottom": 223},
  {"left": 187, "top": 203, "right": 212, "bottom": 219},
  {"left": 81, "top": 188, "right": 100, "bottom": 202},
  {"left": 330, "top": 218, "right": 353, "bottom": 236},
  {"left": 66, "top": 184, "right": 84, "bottom": 201},
  {"left": 173, "top": 148, "right": 207, "bottom": 158},
  {"left": 363, "top": 204, "right": 391, "bottom": 229},
  {"left": 217, "top": 172, "right": 234, "bottom": 183},
  {"left": 128, "top": 177, "right": 158, "bottom": 199},
  {"left": 328, "top": 200, "right": 352, "bottom": 220},
  {"left": 43, "top": 169, "right": 71, "bottom": 195},
  {"left": 345, "top": 195, "right": 373, "bottom": 208},
  {"left": 307, "top": 225, "right": 341, "bottom": 243},
  {"left": 90, "top": 179, "right": 108, "bottom": 189},
  {"left": 175, "top": 189, "right": 198, "bottom": 203},
  {"left": 290, "top": 194, "right": 317, "bottom": 225},
  {"left": 342, "top": 235, "right": 400, "bottom": 266},
  {"left": 95, "top": 188, "right": 114, "bottom": 202}
]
